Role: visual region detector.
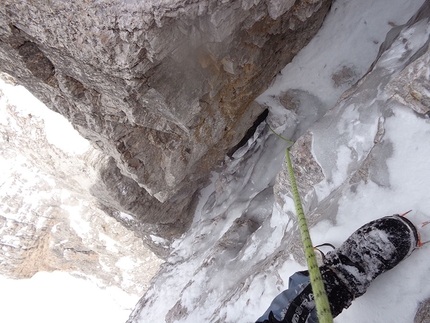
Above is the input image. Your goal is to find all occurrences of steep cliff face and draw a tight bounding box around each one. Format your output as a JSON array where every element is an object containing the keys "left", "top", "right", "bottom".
[
  {"left": 0, "top": 0, "right": 332, "bottom": 251},
  {"left": 126, "top": 1, "right": 430, "bottom": 322},
  {"left": 0, "top": 83, "right": 162, "bottom": 297}
]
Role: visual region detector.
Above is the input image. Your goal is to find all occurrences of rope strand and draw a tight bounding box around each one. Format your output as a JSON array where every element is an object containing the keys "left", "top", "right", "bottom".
[{"left": 269, "top": 126, "right": 333, "bottom": 323}]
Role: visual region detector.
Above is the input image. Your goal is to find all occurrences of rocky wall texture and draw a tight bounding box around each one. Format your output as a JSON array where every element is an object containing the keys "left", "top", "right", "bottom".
[
  {"left": 0, "top": 88, "right": 163, "bottom": 298},
  {"left": 125, "top": 1, "right": 430, "bottom": 321},
  {"left": 415, "top": 298, "right": 430, "bottom": 323},
  {"left": 0, "top": 0, "right": 332, "bottom": 254}
]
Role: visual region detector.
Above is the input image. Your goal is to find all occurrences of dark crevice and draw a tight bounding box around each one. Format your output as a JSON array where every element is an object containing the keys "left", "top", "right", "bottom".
[
  {"left": 17, "top": 41, "right": 57, "bottom": 86},
  {"left": 227, "top": 108, "right": 269, "bottom": 157}
]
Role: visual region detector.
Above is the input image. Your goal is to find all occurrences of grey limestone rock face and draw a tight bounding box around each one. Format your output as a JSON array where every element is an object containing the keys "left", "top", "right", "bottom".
[
  {"left": 415, "top": 298, "right": 430, "bottom": 323},
  {"left": 125, "top": 2, "right": 430, "bottom": 321},
  {"left": 0, "top": 93, "right": 162, "bottom": 298},
  {"left": 0, "top": 0, "right": 332, "bottom": 253}
]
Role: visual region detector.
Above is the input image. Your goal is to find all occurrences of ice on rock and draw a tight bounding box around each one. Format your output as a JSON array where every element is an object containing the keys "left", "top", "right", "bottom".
[
  {"left": 0, "top": 0, "right": 430, "bottom": 323},
  {"left": 266, "top": 0, "right": 295, "bottom": 20},
  {"left": 128, "top": 0, "right": 429, "bottom": 322},
  {"left": 110, "top": 0, "right": 430, "bottom": 322}
]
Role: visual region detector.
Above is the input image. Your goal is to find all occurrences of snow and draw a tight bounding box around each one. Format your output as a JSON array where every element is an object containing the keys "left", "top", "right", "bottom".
[
  {"left": 1, "top": 0, "right": 430, "bottom": 323},
  {"left": 0, "top": 272, "right": 133, "bottom": 323},
  {"left": 315, "top": 105, "right": 430, "bottom": 246},
  {"left": 116, "top": 256, "right": 135, "bottom": 270},
  {"left": 0, "top": 76, "right": 141, "bottom": 322},
  {"left": 119, "top": 211, "right": 135, "bottom": 221},
  {"left": 129, "top": 0, "right": 430, "bottom": 322},
  {"left": 257, "top": 0, "right": 425, "bottom": 115},
  {"left": 0, "top": 79, "right": 90, "bottom": 155},
  {"left": 150, "top": 234, "right": 168, "bottom": 245}
]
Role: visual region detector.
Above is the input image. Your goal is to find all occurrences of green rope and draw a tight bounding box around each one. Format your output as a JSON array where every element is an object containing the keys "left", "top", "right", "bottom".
[{"left": 269, "top": 126, "right": 333, "bottom": 323}]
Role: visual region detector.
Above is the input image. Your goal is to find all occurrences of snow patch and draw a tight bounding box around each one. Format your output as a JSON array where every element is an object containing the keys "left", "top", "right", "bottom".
[
  {"left": 0, "top": 79, "right": 89, "bottom": 155},
  {"left": 0, "top": 272, "right": 136, "bottom": 323}
]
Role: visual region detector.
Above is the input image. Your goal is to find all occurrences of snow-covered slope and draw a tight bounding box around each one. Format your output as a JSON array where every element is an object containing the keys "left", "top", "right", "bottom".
[{"left": 128, "top": 0, "right": 430, "bottom": 322}]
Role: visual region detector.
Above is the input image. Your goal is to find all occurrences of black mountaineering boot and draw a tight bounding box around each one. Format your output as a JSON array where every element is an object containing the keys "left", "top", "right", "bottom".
[
  {"left": 255, "top": 214, "right": 419, "bottom": 323},
  {"left": 324, "top": 214, "right": 419, "bottom": 298}
]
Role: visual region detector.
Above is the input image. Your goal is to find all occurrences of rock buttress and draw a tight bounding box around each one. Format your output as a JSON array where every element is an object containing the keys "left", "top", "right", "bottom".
[{"left": 0, "top": 0, "right": 332, "bottom": 255}]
